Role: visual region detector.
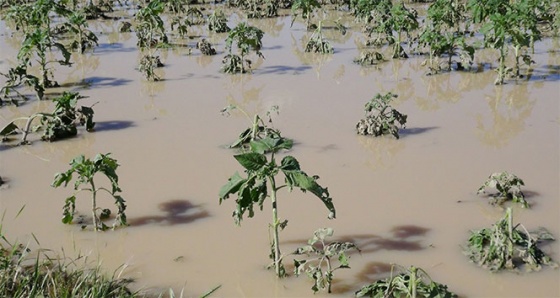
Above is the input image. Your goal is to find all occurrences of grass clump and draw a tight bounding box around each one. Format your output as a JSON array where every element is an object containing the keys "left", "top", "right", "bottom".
[{"left": 0, "top": 234, "right": 136, "bottom": 297}]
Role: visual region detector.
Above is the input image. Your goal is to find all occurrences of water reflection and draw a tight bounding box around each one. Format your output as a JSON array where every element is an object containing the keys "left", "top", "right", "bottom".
[
  {"left": 251, "top": 16, "right": 285, "bottom": 37},
  {"left": 224, "top": 75, "right": 267, "bottom": 118},
  {"left": 63, "top": 53, "right": 100, "bottom": 86},
  {"left": 475, "top": 84, "right": 535, "bottom": 148},
  {"left": 357, "top": 135, "right": 405, "bottom": 171},
  {"left": 290, "top": 33, "right": 333, "bottom": 77}
]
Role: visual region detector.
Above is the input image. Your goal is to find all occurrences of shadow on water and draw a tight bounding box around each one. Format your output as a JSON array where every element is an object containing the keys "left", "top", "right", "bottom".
[
  {"left": 257, "top": 65, "right": 312, "bottom": 75},
  {"left": 94, "top": 120, "right": 135, "bottom": 132},
  {"left": 83, "top": 76, "right": 133, "bottom": 88},
  {"left": 337, "top": 225, "right": 430, "bottom": 255},
  {"left": 287, "top": 225, "right": 430, "bottom": 294},
  {"left": 284, "top": 225, "right": 430, "bottom": 255},
  {"left": 127, "top": 199, "right": 209, "bottom": 226},
  {"left": 399, "top": 126, "right": 438, "bottom": 138}
]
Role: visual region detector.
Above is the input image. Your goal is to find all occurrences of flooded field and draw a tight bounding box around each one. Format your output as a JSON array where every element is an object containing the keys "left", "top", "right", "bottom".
[{"left": 1, "top": 3, "right": 559, "bottom": 297}]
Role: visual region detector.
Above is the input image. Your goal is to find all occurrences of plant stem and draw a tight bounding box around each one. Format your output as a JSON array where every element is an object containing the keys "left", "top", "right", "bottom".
[
  {"left": 506, "top": 207, "right": 513, "bottom": 258},
  {"left": 90, "top": 179, "right": 98, "bottom": 231},
  {"left": 251, "top": 114, "right": 259, "bottom": 141},
  {"left": 20, "top": 114, "right": 45, "bottom": 144},
  {"left": 326, "top": 257, "right": 332, "bottom": 293},
  {"left": 268, "top": 176, "right": 281, "bottom": 277},
  {"left": 410, "top": 266, "right": 417, "bottom": 298}
]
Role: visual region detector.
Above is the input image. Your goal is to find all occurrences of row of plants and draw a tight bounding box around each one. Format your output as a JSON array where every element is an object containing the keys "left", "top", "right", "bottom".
[{"left": 2, "top": 0, "right": 558, "bottom": 100}]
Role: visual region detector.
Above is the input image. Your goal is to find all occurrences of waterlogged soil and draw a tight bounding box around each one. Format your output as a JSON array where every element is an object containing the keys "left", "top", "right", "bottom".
[{"left": 1, "top": 8, "right": 559, "bottom": 298}]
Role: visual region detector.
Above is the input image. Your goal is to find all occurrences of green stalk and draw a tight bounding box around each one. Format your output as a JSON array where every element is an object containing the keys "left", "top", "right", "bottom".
[
  {"left": 268, "top": 176, "right": 282, "bottom": 277},
  {"left": 513, "top": 44, "right": 520, "bottom": 77},
  {"left": 411, "top": 267, "right": 417, "bottom": 298},
  {"left": 90, "top": 179, "right": 98, "bottom": 231},
  {"left": 251, "top": 115, "right": 259, "bottom": 141},
  {"left": 326, "top": 257, "right": 332, "bottom": 293},
  {"left": 506, "top": 208, "right": 513, "bottom": 258}
]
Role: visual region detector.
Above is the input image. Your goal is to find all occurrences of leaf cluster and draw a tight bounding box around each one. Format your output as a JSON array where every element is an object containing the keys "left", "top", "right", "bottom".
[
  {"left": 355, "top": 265, "right": 457, "bottom": 298},
  {"left": 293, "top": 228, "right": 359, "bottom": 293},
  {"left": 52, "top": 153, "right": 127, "bottom": 231},
  {"left": 464, "top": 208, "right": 557, "bottom": 272},
  {"left": 477, "top": 172, "right": 527, "bottom": 208},
  {"left": 221, "top": 105, "right": 291, "bottom": 151},
  {"left": 219, "top": 138, "right": 335, "bottom": 225},
  {"left": 356, "top": 92, "right": 407, "bottom": 139}
]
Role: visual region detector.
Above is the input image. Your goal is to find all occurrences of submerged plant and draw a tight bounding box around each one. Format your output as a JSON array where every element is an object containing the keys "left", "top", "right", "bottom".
[
  {"left": 291, "top": 0, "right": 321, "bottom": 29},
  {"left": 139, "top": 54, "right": 164, "bottom": 81},
  {"left": 477, "top": 172, "right": 527, "bottom": 208},
  {"left": 356, "top": 92, "right": 407, "bottom": 139},
  {"left": 197, "top": 39, "right": 217, "bottom": 56},
  {"left": 219, "top": 137, "right": 335, "bottom": 277},
  {"left": 17, "top": 26, "right": 72, "bottom": 89},
  {"left": 0, "top": 91, "right": 94, "bottom": 144},
  {"left": 221, "top": 105, "right": 289, "bottom": 150},
  {"left": 293, "top": 228, "right": 359, "bottom": 293},
  {"left": 353, "top": 50, "right": 385, "bottom": 65},
  {"left": 52, "top": 153, "right": 127, "bottom": 231},
  {"left": 208, "top": 9, "right": 230, "bottom": 33},
  {"left": 305, "top": 21, "right": 333, "bottom": 54},
  {"left": 221, "top": 22, "right": 264, "bottom": 74},
  {"left": 355, "top": 264, "right": 457, "bottom": 298},
  {"left": 468, "top": 0, "right": 543, "bottom": 84},
  {"left": 135, "top": 0, "right": 168, "bottom": 48},
  {"left": 64, "top": 10, "right": 99, "bottom": 53},
  {"left": 418, "top": 0, "right": 473, "bottom": 74},
  {"left": 464, "top": 208, "right": 557, "bottom": 272}
]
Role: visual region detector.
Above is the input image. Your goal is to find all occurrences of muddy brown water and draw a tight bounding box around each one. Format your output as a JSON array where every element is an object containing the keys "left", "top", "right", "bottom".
[{"left": 1, "top": 10, "right": 559, "bottom": 298}]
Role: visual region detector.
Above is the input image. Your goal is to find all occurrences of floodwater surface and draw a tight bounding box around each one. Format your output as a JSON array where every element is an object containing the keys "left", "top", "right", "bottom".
[{"left": 1, "top": 7, "right": 559, "bottom": 298}]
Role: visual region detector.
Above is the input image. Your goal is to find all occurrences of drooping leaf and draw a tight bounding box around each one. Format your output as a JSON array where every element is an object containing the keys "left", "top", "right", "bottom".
[
  {"left": 219, "top": 171, "right": 246, "bottom": 202},
  {"left": 0, "top": 122, "right": 19, "bottom": 136},
  {"left": 283, "top": 169, "right": 336, "bottom": 219}
]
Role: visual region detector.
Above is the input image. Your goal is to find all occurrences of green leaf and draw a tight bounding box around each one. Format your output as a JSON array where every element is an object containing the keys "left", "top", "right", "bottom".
[
  {"left": 219, "top": 172, "right": 246, "bottom": 202},
  {"left": 280, "top": 156, "right": 301, "bottom": 171},
  {"left": 250, "top": 137, "right": 293, "bottom": 154},
  {"left": 283, "top": 170, "right": 336, "bottom": 219},
  {"left": 234, "top": 152, "right": 267, "bottom": 171},
  {"left": 52, "top": 172, "right": 72, "bottom": 188},
  {"left": 62, "top": 195, "right": 76, "bottom": 224},
  {"left": 0, "top": 122, "right": 19, "bottom": 136}
]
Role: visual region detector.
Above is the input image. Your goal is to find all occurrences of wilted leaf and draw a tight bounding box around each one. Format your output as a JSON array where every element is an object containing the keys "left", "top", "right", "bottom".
[{"left": 219, "top": 171, "right": 246, "bottom": 201}]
